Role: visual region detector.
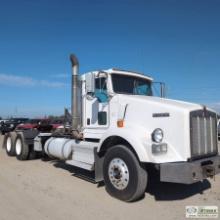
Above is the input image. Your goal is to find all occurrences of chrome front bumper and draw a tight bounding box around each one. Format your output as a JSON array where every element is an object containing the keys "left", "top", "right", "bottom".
[{"left": 160, "top": 155, "right": 220, "bottom": 184}]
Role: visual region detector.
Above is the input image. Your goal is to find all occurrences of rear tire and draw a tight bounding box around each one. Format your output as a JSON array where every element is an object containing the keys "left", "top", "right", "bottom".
[
  {"left": 15, "top": 134, "right": 29, "bottom": 160},
  {"left": 103, "top": 145, "right": 148, "bottom": 202},
  {"left": 4, "top": 132, "right": 17, "bottom": 156}
]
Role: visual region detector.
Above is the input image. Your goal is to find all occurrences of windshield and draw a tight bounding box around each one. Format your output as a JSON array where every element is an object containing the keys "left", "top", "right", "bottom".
[{"left": 111, "top": 74, "right": 152, "bottom": 96}]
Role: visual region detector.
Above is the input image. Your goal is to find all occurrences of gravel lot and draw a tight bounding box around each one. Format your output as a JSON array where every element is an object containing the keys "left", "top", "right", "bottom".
[{"left": 0, "top": 134, "right": 219, "bottom": 220}]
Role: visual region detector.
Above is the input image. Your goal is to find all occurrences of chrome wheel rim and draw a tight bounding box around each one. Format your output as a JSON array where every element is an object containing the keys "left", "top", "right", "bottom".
[
  {"left": 6, "top": 137, "right": 12, "bottom": 152},
  {"left": 108, "top": 158, "right": 129, "bottom": 190},
  {"left": 15, "top": 139, "right": 22, "bottom": 155}
]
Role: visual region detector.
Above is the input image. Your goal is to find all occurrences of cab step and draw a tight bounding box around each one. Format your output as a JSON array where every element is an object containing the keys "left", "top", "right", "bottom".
[{"left": 66, "top": 159, "right": 94, "bottom": 171}]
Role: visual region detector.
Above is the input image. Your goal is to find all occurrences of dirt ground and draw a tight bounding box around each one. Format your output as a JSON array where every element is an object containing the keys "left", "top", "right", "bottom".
[{"left": 0, "top": 134, "right": 219, "bottom": 220}]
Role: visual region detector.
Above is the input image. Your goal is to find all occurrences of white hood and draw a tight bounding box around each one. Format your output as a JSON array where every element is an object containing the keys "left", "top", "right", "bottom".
[{"left": 118, "top": 94, "right": 206, "bottom": 113}]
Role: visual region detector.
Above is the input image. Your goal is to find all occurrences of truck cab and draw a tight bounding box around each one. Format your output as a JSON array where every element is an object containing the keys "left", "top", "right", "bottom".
[{"left": 82, "top": 69, "right": 219, "bottom": 162}]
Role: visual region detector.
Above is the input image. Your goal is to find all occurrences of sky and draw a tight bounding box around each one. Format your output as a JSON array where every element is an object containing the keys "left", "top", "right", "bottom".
[{"left": 0, "top": 0, "right": 220, "bottom": 117}]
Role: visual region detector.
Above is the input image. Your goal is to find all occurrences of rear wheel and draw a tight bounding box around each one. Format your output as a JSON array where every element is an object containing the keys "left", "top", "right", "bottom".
[
  {"left": 5, "top": 132, "right": 17, "bottom": 156},
  {"left": 103, "top": 145, "right": 148, "bottom": 202},
  {"left": 15, "top": 134, "right": 29, "bottom": 160}
]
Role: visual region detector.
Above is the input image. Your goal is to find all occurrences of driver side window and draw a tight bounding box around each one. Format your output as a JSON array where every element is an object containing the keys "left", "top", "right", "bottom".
[{"left": 95, "top": 77, "right": 108, "bottom": 103}]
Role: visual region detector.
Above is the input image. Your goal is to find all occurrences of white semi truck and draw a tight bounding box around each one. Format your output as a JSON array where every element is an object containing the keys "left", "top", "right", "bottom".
[{"left": 3, "top": 54, "right": 220, "bottom": 202}]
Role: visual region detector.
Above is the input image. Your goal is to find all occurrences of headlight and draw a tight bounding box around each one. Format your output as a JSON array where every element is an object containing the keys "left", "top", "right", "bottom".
[
  {"left": 152, "top": 128, "right": 163, "bottom": 143},
  {"left": 10, "top": 124, "right": 14, "bottom": 128}
]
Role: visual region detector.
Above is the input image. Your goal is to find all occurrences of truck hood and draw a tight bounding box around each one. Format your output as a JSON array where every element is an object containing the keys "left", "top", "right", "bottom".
[{"left": 117, "top": 94, "right": 206, "bottom": 113}]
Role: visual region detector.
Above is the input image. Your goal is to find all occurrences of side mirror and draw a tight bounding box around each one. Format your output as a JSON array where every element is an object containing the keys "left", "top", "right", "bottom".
[
  {"left": 85, "top": 73, "right": 95, "bottom": 94},
  {"left": 160, "top": 82, "right": 166, "bottom": 98},
  {"left": 152, "top": 82, "right": 166, "bottom": 98}
]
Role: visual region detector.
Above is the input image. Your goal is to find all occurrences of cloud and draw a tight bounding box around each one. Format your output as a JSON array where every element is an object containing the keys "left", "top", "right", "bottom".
[{"left": 0, "top": 73, "right": 66, "bottom": 88}]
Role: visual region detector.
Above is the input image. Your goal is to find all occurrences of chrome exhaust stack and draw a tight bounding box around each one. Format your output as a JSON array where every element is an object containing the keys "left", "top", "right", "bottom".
[{"left": 70, "top": 54, "right": 82, "bottom": 138}]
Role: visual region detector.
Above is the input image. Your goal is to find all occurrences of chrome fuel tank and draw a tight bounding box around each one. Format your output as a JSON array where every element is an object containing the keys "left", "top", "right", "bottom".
[{"left": 44, "top": 137, "right": 73, "bottom": 160}]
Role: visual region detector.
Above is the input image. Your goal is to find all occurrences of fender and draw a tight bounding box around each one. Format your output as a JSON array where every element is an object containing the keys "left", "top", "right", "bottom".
[{"left": 98, "top": 125, "right": 151, "bottom": 162}]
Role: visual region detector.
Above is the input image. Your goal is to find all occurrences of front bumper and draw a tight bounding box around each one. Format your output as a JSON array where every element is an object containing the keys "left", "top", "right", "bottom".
[{"left": 160, "top": 155, "right": 220, "bottom": 184}]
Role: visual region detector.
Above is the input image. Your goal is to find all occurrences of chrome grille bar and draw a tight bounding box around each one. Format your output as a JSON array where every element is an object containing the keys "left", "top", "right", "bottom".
[{"left": 190, "top": 110, "right": 218, "bottom": 160}]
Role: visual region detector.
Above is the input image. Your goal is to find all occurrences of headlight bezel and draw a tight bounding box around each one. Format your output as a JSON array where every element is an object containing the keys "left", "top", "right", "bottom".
[{"left": 152, "top": 128, "right": 164, "bottom": 143}]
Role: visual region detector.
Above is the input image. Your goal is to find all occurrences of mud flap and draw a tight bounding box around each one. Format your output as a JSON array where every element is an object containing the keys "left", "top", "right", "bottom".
[{"left": 94, "top": 147, "right": 104, "bottom": 182}]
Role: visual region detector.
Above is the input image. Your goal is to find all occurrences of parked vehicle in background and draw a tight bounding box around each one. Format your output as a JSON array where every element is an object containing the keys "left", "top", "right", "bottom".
[
  {"left": 50, "top": 119, "right": 63, "bottom": 129},
  {"left": 16, "top": 119, "right": 45, "bottom": 130},
  {"left": 0, "top": 119, "right": 8, "bottom": 124},
  {"left": 0, "top": 120, "right": 9, "bottom": 134},
  {"left": 0, "top": 118, "right": 29, "bottom": 134},
  {"left": 16, "top": 118, "right": 63, "bottom": 131}
]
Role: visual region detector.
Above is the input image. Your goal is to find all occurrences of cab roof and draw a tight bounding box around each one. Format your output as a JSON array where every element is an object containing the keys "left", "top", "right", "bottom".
[{"left": 82, "top": 68, "right": 153, "bottom": 81}]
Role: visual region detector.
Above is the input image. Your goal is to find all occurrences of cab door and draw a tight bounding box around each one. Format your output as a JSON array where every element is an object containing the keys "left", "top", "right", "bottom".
[{"left": 84, "top": 75, "right": 109, "bottom": 129}]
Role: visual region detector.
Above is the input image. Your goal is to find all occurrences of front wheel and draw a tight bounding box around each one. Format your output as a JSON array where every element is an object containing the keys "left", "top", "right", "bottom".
[{"left": 103, "top": 145, "right": 148, "bottom": 202}]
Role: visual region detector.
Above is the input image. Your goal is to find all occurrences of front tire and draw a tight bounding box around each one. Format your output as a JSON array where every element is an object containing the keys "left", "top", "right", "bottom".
[
  {"left": 103, "top": 145, "right": 148, "bottom": 202},
  {"left": 15, "top": 134, "right": 29, "bottom": 160}
]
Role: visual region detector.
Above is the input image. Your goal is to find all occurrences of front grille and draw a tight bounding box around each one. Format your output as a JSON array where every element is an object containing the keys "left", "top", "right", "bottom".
[{"left": 190, "top": 110, "right": 218, "bottom": 160}]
